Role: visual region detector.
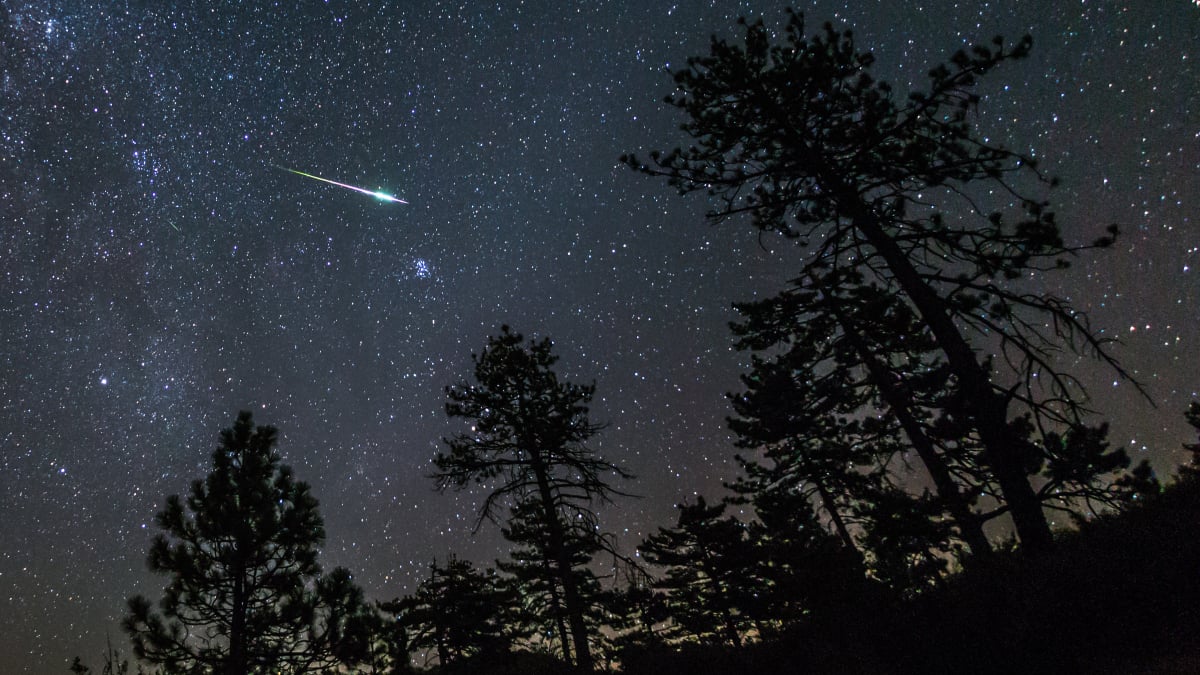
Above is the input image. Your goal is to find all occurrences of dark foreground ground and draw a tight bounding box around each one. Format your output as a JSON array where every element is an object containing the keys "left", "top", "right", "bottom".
[{"left": 435, "top": 474, "right": 1200, "bottom": 675}]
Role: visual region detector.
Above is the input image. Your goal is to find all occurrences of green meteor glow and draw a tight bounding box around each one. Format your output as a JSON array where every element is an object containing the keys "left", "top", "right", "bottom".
[{"left": 276, "top": 165, "right": 408, "bottom": 204}]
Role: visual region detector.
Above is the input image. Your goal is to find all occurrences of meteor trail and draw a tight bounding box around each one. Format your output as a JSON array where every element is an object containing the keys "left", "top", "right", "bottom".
[{"left": 275, "top": 165, "right": 408, "bottom": 204}]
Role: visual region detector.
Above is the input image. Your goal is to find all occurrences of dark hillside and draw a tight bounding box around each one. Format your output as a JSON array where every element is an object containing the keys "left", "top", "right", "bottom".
[
  {"left": 901, "top": 476, "right": 1200, "bottom": 674},
  {"left": 614, "top": 477, "right": 1200, "bottom": 675}
]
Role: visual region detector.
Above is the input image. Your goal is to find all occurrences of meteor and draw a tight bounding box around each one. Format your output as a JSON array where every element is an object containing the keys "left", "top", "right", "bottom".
[{"left": 275, "top": 165, "right": 408, "bottom": 204}]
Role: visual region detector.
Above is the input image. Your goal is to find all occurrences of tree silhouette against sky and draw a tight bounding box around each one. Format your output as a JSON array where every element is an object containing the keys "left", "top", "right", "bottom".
[
  {"left": 123, "top": 412, "right": 379, "bottom": 675},
  {"left": 432, "top": 326, "right": 633, "bottom": 671},
  {"left": 625, "top": 10, "right": 1141, "bottom": 551}
]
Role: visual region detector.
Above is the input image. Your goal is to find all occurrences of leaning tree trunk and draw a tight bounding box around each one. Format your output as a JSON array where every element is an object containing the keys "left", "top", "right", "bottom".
[
  {"left": 813, "top": 480, "right": 863, "bottom": 561},
  {"left": 813, "top": 273, "right": 993, "bottom": 559},
  {"left": 846, "top": 199, "right": 1053, "bottom": 552}
]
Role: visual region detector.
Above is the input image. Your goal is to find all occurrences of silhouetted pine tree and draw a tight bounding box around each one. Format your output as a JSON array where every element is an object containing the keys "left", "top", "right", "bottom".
[
  {"left": 497, "top": 497, "right": 604, "bottom": 663},
  {"left": 1182, "top": 401, "right": 1200, "bottom": 471},
  {"left": 744, "top": 486, "right": 868, "bottom": 625},
  {"left": 857, "top": 487, "right": 956, "bottom": 595},
  {"left": 432, "top": 326, "right": 633, "bottom": 672},
  {"left": 726, "top": 283, "right": 981, "bottom": 588},
  {"left": 354, "top": 606, "right": 410, "bottom": 675},
  {"left": 625, "top": 9, "right": 1142, "bottom": 552},
  {"left": 383, "top": 555, "right": 520, "bottom": 668},
  {"left": 638, "top": 497, "right": 760, "bottom": 648},
  {"left": 729, "top": 267, "right": 995, "bottom": 562},
  {"left": 70, "top": 637, "right": 138, "bottom": 675},
  {"left": 123, "top": 411, "right": 381, "bottom": 675},
  {"left": 725, "top": 323, "right": 879, "bottom": 559},
  {"left": 596, "top": 568, "right": 669, "bottom": 664},
  {"left": 1038, "top": 421, "right": 1158, "bottom": 514}
]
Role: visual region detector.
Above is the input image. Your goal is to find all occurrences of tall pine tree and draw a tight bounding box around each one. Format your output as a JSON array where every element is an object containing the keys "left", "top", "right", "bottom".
[
  {"left": 432, "top": 326, "right": 633, "bottom": 671},
  {"left": 123, "top": 412, "right": 379, "bottom": 675},
  {"left": 626, "top": 11, "right": 1142, "bottom": 551}
]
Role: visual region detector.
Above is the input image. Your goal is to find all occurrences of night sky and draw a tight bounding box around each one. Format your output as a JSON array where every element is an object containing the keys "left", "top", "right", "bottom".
[{"left": 1, "top": 1, "right": 1197, "bottom": 672}]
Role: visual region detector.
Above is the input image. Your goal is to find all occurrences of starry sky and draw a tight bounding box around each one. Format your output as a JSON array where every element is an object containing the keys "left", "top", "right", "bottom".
[{"left": 1, "top": 1, "right": 1196, "bottom": 672}]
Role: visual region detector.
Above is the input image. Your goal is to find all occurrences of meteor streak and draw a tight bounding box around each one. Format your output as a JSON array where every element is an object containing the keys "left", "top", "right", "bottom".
[{"left": 275, "top": 165, "right": 408, "bottom": 204}]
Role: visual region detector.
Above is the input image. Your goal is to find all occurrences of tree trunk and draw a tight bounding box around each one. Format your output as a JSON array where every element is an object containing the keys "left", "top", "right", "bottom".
[
  {"left": 229, "top": 562, "right": 247, "bottom": 675},
  {"left": 530, "top": 453, "right": 594, "bottom": 671},
  {"left": 435, "top": 627, "right": 449, "bottom": 667},
  {"left": 846, "top": 200, "right": 1053, "bottom": 551},
  {"left": 540, "top": 553, "right": 573, "bottom": 663},
  {"left": 814, "top": 274, "right": 993, "bottom": 559},
  {"left": 814, "top": 480, "right": 862, "bottom": 559},
  {"left": 721, "top": 608, "right": 743, "bottom": 649}
]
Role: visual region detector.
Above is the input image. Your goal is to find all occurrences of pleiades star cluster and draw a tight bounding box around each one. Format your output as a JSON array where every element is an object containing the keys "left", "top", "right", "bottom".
[{"left": 1, "top": 2, "right": 1196, "bottom": 672}]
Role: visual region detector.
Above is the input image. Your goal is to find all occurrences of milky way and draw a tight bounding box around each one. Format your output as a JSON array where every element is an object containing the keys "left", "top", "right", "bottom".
[{"left": 1, "top": 2, "right": 1196, "bottom": 672}]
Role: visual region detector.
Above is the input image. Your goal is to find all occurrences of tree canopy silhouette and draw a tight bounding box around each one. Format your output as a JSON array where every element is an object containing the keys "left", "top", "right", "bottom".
[
  {"left": 638, "top": 497, "right": 759, "bottom": 648},
  {"left": 384, "top": 555, "right": 519, "bottom": 668},
  {"left": 497, "top": 496, "right": 605, "bottom": 663},
  {"left": 123, "top": 411, "right": 380, "bottom": 675},
  {"left": 727, "top": 267, "right": 995, "bottom": 565},
  {"left": 1183, "top": 401, "right": 1200, "bottom": 466},
  {"left": 624, "top": 10, "right": 1143, "bottom": 551},
  {"left": 432, "top": 326, "right": 633, "bottom": 671}
]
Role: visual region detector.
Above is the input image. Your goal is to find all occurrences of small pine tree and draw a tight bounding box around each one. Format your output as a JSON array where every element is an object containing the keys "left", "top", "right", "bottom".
[
  {"left": 638, "top": 497, "right": 760, "bottom": 648},
  {"left": 746, "top": 486, "right": 868, "bottom": 625},
  {"left": 69, "top": 637, "right": 137, "bottom": 675},
  {"left": 384, "top": 555, "right": 519, "bottom": 667},
  {"left": 596, "top": 570, "right": 669, "bottom": 662}
]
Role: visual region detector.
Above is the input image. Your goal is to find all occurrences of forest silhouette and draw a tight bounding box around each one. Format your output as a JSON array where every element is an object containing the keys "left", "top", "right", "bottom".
[{"left": 72, "top": 9, "right": 1198, "bottom": 675}]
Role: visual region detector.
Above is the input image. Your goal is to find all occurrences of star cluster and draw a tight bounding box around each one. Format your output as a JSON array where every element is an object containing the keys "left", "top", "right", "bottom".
[{"left": 1, "top": 2, "right": 1196, "bottom": 672}]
